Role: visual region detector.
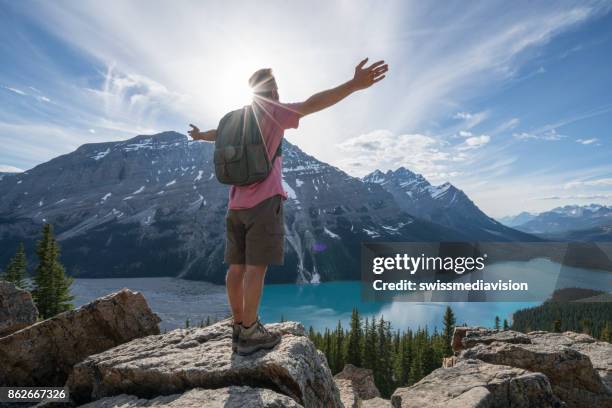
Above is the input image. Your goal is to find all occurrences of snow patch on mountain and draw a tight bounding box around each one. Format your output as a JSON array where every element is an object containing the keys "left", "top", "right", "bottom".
[
  {"left": 282, "top": 179, "right": 298, "bottom": 200},
  {"left": 91, "top": 148, "right": 110, "bottom": 161},
  {"left": 324, "top": 227, "right": 340, "bottom": 239}
]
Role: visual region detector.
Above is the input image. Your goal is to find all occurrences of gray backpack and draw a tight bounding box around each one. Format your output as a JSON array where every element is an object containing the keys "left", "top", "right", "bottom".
[{"left": 213, "top": 105, "right": 281, "bottom": 186}]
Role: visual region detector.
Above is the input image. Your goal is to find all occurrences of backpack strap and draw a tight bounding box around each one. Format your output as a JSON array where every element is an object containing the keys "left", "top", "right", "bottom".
[{"left": 249, "top": 103, "right": 282, "bottom": 163}]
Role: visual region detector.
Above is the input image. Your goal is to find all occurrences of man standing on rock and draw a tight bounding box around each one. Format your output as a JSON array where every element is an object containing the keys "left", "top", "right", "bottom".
[{"left": 188, "top": 58, "right": 388, "bottom": 355}]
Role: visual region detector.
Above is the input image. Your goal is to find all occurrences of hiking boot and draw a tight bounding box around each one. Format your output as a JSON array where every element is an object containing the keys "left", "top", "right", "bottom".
[
  {"left": 232, "top": 322, "right": 241, "bottom": 352},
  {"left": 237, "top": 319, "right": 281, "bottom": 356}
]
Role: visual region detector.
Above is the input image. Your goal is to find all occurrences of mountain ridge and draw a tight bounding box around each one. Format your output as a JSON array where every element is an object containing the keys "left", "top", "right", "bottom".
[
  {"left": 362, "top": 167, "right": 536, "bottom": 241},
  {"left": 0, "top": 131, "right": 485, "bottom": 283},
  {"left": 508, "top": 204, "right": 612, "bottom": 237}
]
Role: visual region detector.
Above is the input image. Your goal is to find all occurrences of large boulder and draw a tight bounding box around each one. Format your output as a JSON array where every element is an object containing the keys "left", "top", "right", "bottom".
[
  {"left": 67, "top": 320, "right": 342, "bottom": 408},
  {"left": 334, "top": 364, "right": 381, "bottom": 400},
  {"left": 461, "top": 340, "right": 609, "bottom": 407},
  {"left": 0, "top": 280, "right": 38, "bottom": 336},
  {"left": 0, "top": 288, "right": 160, "bottom": 387},
  {"left": 391, "top": 359, "right": 559, "bottom": 408},
  {"left": 78, "top": 386, "right": 303, "bottom": 407},
  {"left": 444, "top": 327, "right": 612, "bottom": 407},
  {"left": 528, "top": 331, "right": 612, "bottom": 390},
  {"left": 451, "top": 326, "right": 531, "bottom": 353}
]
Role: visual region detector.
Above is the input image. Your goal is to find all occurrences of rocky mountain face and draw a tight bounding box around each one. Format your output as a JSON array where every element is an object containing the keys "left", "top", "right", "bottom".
[
  {"left": 0, "top": 131, "right": 472, "bottom": 284},
  {"left": 512, "top": 204, "right": 612, "bottom": 235},
  {"left": 392, "top": 327, "right": 612, "bottom": 408},
  {"left": 363, "top": 168, "right": 536, "bottom": 241}
]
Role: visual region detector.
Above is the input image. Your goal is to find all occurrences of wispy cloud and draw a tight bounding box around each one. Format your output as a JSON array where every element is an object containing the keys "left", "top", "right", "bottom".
[
  {"left": 513, "top": 129, "right": 565, "bottom": 141},
  {"left": 460, "top": 135, "right": 491, "bottom": 150},
  {"left": 0, "top": 164, "right": 24, "bottom": 173},
  {"left": 576, "top": 138, "right": 598, "bottom": 145},
  {"left": 4, "top": 86, "right": 27, "bottom": 95},
  {"left": 538, "top": 193, "right": 612, "bottom": 200},
  {"left": 336, "top": 130, "right": 453, "bottom": 179},
  {"left": 564, "top": 177, "right": 612, "bottom": 189}
]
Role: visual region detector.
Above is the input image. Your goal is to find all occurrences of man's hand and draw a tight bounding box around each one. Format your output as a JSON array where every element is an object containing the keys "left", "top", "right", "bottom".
[
  {"left": 297, "top": 57, "right": 389, "bottom": 117},
  {"left": 350, "top": 58, "right": 388, "bottom": 91},
  {"left": 188, "top": 124, "right": 200, "bottom": 140}
]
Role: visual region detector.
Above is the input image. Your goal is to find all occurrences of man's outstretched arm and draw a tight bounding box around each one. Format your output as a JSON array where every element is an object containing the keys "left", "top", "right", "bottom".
[
  {"left": 188, "top": 124, "right": 217, "bottom": 142},
  {"left": 298, "top": 58, "right": 388, "bottom": 117}
]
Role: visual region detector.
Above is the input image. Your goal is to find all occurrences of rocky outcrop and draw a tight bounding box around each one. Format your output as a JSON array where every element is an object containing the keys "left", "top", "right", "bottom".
[
  {"left": 462, "top": 339, "right": 608, "bottom": 406},
  {"left": 0, "top": 288, "right": 160, "bottom": 387},
  {"left": 392, "top": 359, "right": 559, "bottom": 408},
  {"left": 528, "top": 331, "right": 612, "bottom": 391},
  {"left": 451, "top": 326, "right": 531, "bottom": 352},
  {"left": 67, "top": 320, "right": 342, "bottom": 408},
  {"left": 0, "top": 280, "right": 38, "bottom": 336},
  {"left": 334, "top": 364, "right": 380, "bottom": 400},
  {"left": 361, "top": 397, "right": 391, "bottom": 407},
  {"left": 79, "top": 387, "right": 303, "bottom": 407},
  {"left": 334, "top": 378, "right": 358, "bottom": 408},
  {"left": 393, "top": 327, "right": 612, "bottom": 408}
]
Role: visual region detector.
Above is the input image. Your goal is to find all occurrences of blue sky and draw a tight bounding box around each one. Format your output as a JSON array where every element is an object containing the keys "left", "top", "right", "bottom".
[{"left": 1, "top": 0, "right": 611, "bottom": 217}]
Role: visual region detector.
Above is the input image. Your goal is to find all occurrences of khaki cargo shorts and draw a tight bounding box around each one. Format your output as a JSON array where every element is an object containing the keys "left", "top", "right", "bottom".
[{"left": 224, "top": 194, "right": 285, "bottom": 265}]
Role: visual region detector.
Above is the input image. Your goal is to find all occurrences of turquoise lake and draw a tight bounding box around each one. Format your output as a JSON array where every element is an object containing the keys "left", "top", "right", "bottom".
[
  {"left": 70, "top": 258, "right": 611, "bottom": 332},
  {"left": 72, "top": 276, "right": 537, "bottom": 331}
]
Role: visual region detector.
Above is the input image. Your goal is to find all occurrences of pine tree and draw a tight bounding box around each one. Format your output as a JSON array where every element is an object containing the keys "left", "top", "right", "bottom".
[
  {"left": 375, "top": 317, "right": 394, "bottom": 397},
  {"left": 552, "top": 319, "right": 561, "bottom": 333},
  {"left": 333, "top": 320, "right": 345, "bottom": 374},
  {"left": 363, "top": 317, "right": 378, "bottom": 372},
  {"left": 3, "top": 242, "right": 27, "bottom": 289},
  {"left": 395, "top": 331, "right": 412, "bottom": 386},
  {"left": 408, "top": 348, "right": 424, "bottom": 385},
  {"left": 346, "top": 308, "right": 363, "bottom": 367},
  {"left": 581, "top": 319, "right": 592, "bottom": 335},
  {"left": 601, "top": 323, "right": 611, "bottom": 342},
  {"left": 32, "top": 224, "right": 74, "bottom": 319},
  {"left": 442, "top": 306, "right": 455, "bottom": 356},
  {"left": 503, "top": 319, "right": 510, "bottom": 330},
  {"left": 494, "top": 316, "right": 501, "bottom": 330}
]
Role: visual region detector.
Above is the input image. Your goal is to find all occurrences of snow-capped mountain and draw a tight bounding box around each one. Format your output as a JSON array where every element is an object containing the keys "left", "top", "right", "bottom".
[
  {"left": 363, "top": 167, "right": 535, "bottom": 241},
  {"left": 512, "top": 204, "right": 612, "bottom": 235},
  {"left": 497, "top": 212, "right": 536, "bottom": 227},
  {"left": 0, "top": 132, "right": 471, "bottom": 284}
]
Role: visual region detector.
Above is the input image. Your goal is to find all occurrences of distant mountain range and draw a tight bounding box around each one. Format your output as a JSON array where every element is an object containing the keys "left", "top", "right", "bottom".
[
  {"left": 497, "top": 212, "right": 536, "bottom": 227},
  {"left": 0, "top": 132, "right": 539, "bottom": 283},
  {"left": 363, "top": 168, "right": 534, "bottom": 241},
  {"left": 500, "top": 204, "right": 612, "bottom": 240},
  {"left": 0, "top": 172, "right": 18, "bottom": 181}
]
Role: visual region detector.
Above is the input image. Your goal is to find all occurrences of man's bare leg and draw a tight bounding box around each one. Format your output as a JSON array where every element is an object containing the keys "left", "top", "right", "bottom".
[
  {"left": 226, "top": 264, "right": 246, "bottom": 323},
  {"left": 242, "top": 264, "right": 267, "bottom": 327}
]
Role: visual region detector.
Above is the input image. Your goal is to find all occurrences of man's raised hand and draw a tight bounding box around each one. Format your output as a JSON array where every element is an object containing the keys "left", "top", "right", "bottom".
[
  {"left": 188, "top": 124, "right": 200, "bottom": 140},
  {"left": 351, "top": 58, "right": 388, "bottom": 90}
]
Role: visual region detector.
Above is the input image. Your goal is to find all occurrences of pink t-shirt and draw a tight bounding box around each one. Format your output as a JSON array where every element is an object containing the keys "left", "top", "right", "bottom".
[{"left": 228, "top": 100, "right": 301, "bottom": 210}]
